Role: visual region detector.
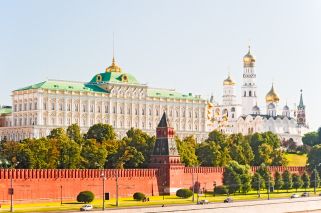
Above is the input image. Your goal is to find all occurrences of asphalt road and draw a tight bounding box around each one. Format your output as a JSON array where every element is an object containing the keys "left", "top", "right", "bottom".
[{"left": 82, "top": 197, "right": 321, "bottom": 213}]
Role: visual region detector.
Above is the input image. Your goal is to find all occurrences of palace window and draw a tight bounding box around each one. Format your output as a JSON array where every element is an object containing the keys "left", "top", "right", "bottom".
[
  {"left": 59, "top": 103, "right": 63, "bottom": 111},
  {"left": 135, "top": 109, "right": 138, "bottom": 115},
  {"left": 29, "top": 103, "right": 32, "bottom": 110},
  {"left": 24, "top": 103, "right": 27, "bottom": 111},
  {"left": 113, "top": 106, "right": 116, "bottom": 114},
  {"left": 83, "top": 105, "right": 86, "bottom": 112},
  {"left": 34, "top": 103, "right": 37, "bottom": 110},
  {"left": 75, "top": 104, "right": 79, "bottom": 112},
  {"left": 105, "top": 105, "right": 109, "bottom": 113},
  {"left": 142, "top": 109, "right": 145, "bottom": 115},
  {"left": 51, "top": 103, "right": 55, "bottom": 110},
  {"left": 90, "top": 105, "right": 94, "bottom": 113},
  {"left": 149, "top": 109, "right": 152, "bottom": 116},
  {"left": 98, "top": 106, "right": 101, "bottom": 113},
  {"left": 67, "top": 104, "right": 71, "bottom": 111}
]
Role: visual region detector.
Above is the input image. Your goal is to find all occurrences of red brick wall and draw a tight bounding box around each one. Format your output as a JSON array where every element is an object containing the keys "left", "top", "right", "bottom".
[{"left": 0, "top": 166, "right": 306, "bottom": 204}]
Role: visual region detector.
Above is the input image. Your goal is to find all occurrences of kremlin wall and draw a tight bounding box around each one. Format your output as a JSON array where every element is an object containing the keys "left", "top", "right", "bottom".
[
  {"left": 0, "top": 113, "right": 307, "bottom": 204},
  {"left": 0, "top": 166, "right": 305, "bottom": 204}
]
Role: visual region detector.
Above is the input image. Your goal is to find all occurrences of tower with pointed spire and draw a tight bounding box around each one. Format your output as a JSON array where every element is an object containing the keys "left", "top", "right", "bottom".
[
  {"left": 297, "top": 90, "right": 306, "bottom": 126},
  {"left": 149, "top": 112, "right": 184, "bottom": 195},
  {"left": 241, "top": 46, "right": 257, "bottom": 115}
]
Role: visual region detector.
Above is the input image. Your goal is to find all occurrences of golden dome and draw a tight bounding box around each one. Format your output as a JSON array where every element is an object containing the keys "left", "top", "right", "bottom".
[
  {"left": 106, "top": 57, "right": 122, "bottom": 72},
  {"left": 223, "top": 74, "right": 236, "bottom": 86},
  {"left": 243, "top": 46, "right": 255, "bottom": 67},
  {"left": 265, "top": 84, "right": 280, "bottom": 103}
]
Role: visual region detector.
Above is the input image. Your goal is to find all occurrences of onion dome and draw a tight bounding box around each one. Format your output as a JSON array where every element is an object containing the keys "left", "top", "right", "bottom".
[
  {"left": 243, "top": 46, "right": 256, "bottom": 67},
  {"left": 223, "top": 74, "right": 236, "bottom": 86},
  {"left": 265, "top": 84, "right": 280, "bottom": 103},
  {"left": 283, "top": 105, "right": 290, "bottom": 111},
  {"left": 106, "top": 57, "right": 122, "bottom": 73},
  {"left": 252, "top": 105, "right": 260, "bottom": 114},
  {"left": 267, "top": 102, "right": 276, "bottom": 109}
]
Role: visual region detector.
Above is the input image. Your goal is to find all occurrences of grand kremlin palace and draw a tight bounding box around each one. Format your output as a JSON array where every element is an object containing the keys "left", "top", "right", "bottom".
[{"left": 0, "top": 57, "right": 209, "bottom": 142}]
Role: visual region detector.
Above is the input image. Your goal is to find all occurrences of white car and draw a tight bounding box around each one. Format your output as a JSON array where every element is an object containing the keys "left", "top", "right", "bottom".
[
  {"left": 80, "top": 204, "right": 93, "bottom": 211},
  {"left": 291, "top": 194, "right": 299, "bottom": 198}
]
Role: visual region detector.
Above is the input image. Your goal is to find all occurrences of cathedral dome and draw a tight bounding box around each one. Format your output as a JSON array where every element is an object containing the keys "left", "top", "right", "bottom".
[
  {"left": 106, "top": 57, "right": 122, "bottom": 73},
  {"left": 283, "top": 105, "right": 290, "bottom": 111},
  {"left": 243, "top": 46, "right": 255, "bottom": 67},
  {"left": 267, "top": 102, "right": 276, "bottom": 109},
  {"left": 252, "top": 105, "right": 260, "bottom": 114},
  {"left": 265, "top": 84, "right": 280, "bottom": 103},
  {"left": 223, "top": 74, "right": 235, "bottom": 86}
]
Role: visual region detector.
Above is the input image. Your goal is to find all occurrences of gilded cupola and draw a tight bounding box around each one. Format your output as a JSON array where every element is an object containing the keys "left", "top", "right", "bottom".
[
  {"left": 265, "top": 84, "right": 280, "bottom": 103},
  {"left": 106, "top": 57, "right": 122, "bottom": 73},
  {"left": 243, "top": 46, "right": 256, "bottom": 67},
  {"left": 223, "top": 74, "right": 236, "bottom": 86}
]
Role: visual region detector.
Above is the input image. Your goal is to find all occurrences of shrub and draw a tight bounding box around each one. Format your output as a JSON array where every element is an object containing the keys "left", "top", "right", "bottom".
[
  {"left": 176, "top": 188, "right": 193, "bottom": 198},
  {"left": 77, "top": 191, "right": 95, "bottom": 203},
  {"left": 133, "top": 192, "right": 146, "bottom": 201},
  {"left": 214, "top": 185, "right": 228, "bottom": 195}
]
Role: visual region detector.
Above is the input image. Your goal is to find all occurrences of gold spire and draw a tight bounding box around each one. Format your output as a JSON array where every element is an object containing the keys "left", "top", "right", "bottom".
[
  {"left": 223, "top": 73, "right": 236, "bottom": 86},
  {"left": 105, "top": 57, "right": 122, "bottom": 73},
  {"left": 265, "top": 83, "right": 280, "bottom": 103},
  {"left": 243, "top": 45, "right": 256, "bottom": 67}
]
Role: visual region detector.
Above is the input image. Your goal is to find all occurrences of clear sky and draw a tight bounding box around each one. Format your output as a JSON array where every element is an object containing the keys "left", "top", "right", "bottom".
[{"left": 1, "top": 0, "right": 321, "bottom": 130}]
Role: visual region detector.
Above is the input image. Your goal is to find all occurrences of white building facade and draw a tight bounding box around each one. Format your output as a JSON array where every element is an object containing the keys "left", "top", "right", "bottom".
[
  {"left": 0, "top": 58, "right": 210, "bottom": 142},
  {"left": 208, "top": 47, "right": 308, "bottom": 145}
]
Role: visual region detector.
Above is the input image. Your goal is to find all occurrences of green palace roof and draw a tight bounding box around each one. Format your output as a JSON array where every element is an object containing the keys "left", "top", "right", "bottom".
[
  {"left": 88, "top": 72, "right": 140, "bottom": 85},
  {"left": 0, "top": 107, "right": 12, "bottom": 115},
  {"left": 147, "top": 88, "right": 201, "bottom": 100},
  {"left": 15, "top": 80, "right": 105, "bottom": 93}
]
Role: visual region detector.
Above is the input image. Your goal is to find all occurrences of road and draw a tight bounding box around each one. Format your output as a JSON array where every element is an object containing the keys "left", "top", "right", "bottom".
[{"left": 84, "top": 197, "right": 321, "bottom": 213}]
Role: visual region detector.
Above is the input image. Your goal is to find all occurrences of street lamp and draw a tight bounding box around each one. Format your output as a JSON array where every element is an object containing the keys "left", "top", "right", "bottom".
[
  {"left": 213, "top": 181, "right": 216, "bottom": 197},
  {"left": 115, "top": 172, "right": 119, "bottom": 207},
  {"left": 314, "top": 163, "right": 321, "bottom": 194},
  {"left": 101, "top": 173, "right": 106, "bottom": 211}
]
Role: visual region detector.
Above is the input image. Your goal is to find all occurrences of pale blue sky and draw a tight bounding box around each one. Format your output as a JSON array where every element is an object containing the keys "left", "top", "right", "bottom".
[{"left": 1, "top": 0, "right": 321, "bottom": 130}]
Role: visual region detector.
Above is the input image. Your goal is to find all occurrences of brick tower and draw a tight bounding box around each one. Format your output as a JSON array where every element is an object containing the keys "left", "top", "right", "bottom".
[{"left": 150, "top": 112, "right": 184, "bottom": 194}]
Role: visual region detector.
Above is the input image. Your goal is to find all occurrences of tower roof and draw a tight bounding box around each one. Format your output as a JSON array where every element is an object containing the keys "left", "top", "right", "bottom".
[
  {"left": 243, "top": 46, "right": 256, "bottom": 67},
  {"left": 105, "top": 57, "right": 122, "bottom": 73},
  {"left": 265, "top": 84, "right": 280, "bottom": 103},
  {"left": 158, "top": 112, "right": 170, "bottom": 128},
  {"left": 223, "top": 74, "right": 236, "bottom": 86},
  {"left": 298, "top": 89, "right": 305, "bottom": 109}
]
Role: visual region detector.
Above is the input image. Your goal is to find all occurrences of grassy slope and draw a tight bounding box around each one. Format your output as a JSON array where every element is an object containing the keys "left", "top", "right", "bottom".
[{"left": 284, "top": 153, "right": 307, "bottom": 166}]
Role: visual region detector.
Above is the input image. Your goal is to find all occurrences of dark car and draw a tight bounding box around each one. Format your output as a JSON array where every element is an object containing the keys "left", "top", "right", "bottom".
[
  {"left": 197, "top": 199, "right": 209, "bottom": 205},
  {"left": 301, "top": 192, "right": 309, "bottom": 197},
  {"left": 224, "top": 197, "right": 233, "bottom": 203}
]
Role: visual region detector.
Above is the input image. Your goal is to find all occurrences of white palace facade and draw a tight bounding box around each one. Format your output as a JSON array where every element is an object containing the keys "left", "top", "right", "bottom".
[
  {"left": 0, "top": 47, "right": 309, "bottom": 144},
  {"left": 0, "top": 58, "right": 209, "bottom": 142}
]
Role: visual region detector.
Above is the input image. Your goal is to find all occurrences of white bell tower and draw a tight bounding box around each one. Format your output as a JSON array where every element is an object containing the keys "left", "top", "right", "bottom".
[{"left": 241, "top": 46, "right": 257, "bottom": 115}]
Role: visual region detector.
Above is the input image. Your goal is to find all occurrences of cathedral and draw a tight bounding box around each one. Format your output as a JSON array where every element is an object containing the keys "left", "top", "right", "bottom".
[
  {"left": 0, "top": 47, "right": 308, "bottom": 145},
  {"left": 207, "top": 47, "right": 308, "bottom": 145}
]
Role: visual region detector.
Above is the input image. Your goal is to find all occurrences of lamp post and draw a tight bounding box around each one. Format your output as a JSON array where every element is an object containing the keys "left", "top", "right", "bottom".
[
  {"left": 267, "top": 175, "right": 270, "bottom": 200},
  {"left": 192, "top": 173, "right": 195, "bottom": 202},
  {"left": 213, "top": 181, "right": 216, "bottom": 197},
  {"left": 314, "top": 163, "right": 321, "bottom": 195},
  {"left": 10, "top": 169, "right": 13, "bottom": 212},
  {"left": 115, "top": 172, "right": 119, "bottom": 207},
  {"left": 101, "top": 173, "right": 105, "bottom": 211},
  {"left": 60, "top": 185, "right": 63, "bottom": 205}
]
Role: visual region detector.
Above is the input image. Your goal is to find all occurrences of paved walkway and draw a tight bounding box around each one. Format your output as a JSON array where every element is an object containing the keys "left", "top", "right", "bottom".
[{"left": 86, "top": 197, "right": 321, "bottom": 213}]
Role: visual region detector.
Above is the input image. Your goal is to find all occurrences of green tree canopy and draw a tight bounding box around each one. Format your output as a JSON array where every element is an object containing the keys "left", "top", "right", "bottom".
[
  {"left": 176, "top": 136, "right": 198, "bottom": 166},
  {"left": 282, "top": 170, "right": 293, "bottom": 192},
  {"left": 85, "top": 123, "right": 116, "bottom": 143}
]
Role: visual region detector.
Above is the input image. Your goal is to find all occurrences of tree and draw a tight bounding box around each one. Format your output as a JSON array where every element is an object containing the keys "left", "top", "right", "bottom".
[
  {"left": 229, "top": 134, "right": 254, "bottom": 165},
  {"left": 124, "top": 128, "right": 155, "bottom": 167},
  {"left": 257, "top": 164, "right": 274, "bottom": 190},
  {"left": 196, "top": 141, "right": 222, "bottom": 166},
  {"left": 85, "top": 123, "right": 116, "bottom": 143},
  {"left": 307, "top": 145, "right": 321, "bottom": 172},
  {"left": 81, "top": 139, "right": 107, "bottom": 169},
  {"left": 251, "top": 172, "right": 265, "bottom": 195},
  {"left": 282, "top": 170, "right": 293, "bottom": 192},
  {"left": 67, "top": 124, "right": 83, "bottom": 145},
  {"left": 301, "top": 171, "right": 310, "bottom": 191},
  {"left": 223, "top": 161, "right": 251, "bottom": 194},
  {"left": 176, "top": 136, "right": 198, "bottom": 166},
  {"left": 292, "top": 174, "right": 303, "bottom": 192},
  {"left": 303, "top": 132, "right": 319, "bottom": 147},
  {"left": 274, "top": 171, "right": 284, "bottom": 192}
]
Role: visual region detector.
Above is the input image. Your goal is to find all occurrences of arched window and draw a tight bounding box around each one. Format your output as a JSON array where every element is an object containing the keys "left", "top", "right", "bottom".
[
  {"left": 244, "top": 91, "right": 246, "bottom": 97},
  {"left": 249, "top": 91, "right": 252, "bottom": 97}
]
